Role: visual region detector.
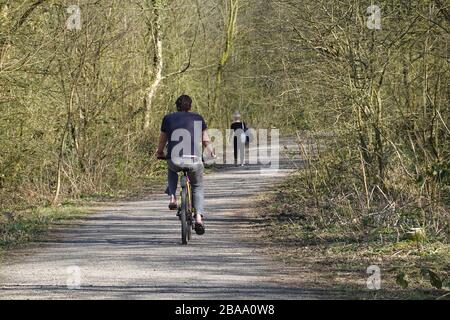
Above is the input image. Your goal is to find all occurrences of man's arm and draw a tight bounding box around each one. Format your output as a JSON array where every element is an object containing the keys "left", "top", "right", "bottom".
[{"left": 156, "top": 131, "right": 168, "bottom": 158}]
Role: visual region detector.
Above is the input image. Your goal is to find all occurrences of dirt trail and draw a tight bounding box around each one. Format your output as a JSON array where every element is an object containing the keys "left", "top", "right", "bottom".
[{"left": 0, "top": 138, "right": 319, "bottom": 299}]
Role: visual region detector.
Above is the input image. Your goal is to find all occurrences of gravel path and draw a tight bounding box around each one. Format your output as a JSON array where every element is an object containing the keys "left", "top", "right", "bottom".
[{"left": 0, "top": 138, "right": 317, "bottom": 300}]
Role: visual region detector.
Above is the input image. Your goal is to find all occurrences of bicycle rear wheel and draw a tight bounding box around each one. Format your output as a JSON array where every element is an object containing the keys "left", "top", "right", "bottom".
[
  {"left": 187, "top": 216, "right": 192, "bottom": 241},
  {"left": 180, "top": 177, "right": 188, "bottom": 245},
  {"left": 186, "top": 180, "right": 193, "bottom": 241}
]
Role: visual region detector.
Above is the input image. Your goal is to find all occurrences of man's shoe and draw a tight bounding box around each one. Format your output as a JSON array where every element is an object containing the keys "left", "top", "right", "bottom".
[
  {"left": 194, "top": 221, "right": 205, "bottom": 235},
  {"left": 169, "top": 202, "right": 177, "bottom": 210}
]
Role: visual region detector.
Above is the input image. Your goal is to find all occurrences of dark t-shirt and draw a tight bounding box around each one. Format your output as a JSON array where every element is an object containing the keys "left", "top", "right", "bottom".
[
  {"left": 161, "top": 111, "right": 207, "bottom": 158},
  {"left": 230, "top": 121, "right": 247, "bottom": 132}
]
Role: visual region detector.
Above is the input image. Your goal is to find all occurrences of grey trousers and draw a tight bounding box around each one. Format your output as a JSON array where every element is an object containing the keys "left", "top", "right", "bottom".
[{"left": 166, "top": 159, "right": 204, "bottom": 215}]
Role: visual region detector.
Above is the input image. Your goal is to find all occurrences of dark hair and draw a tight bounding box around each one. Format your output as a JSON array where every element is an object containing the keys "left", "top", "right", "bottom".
[{"left": 176, "top": 95, "right": 192, "bottom": 112}]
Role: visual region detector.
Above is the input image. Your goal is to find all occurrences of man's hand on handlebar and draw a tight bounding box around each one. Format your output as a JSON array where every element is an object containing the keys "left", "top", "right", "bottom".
[
  {"left": 203, "top": 142, "right": 216, "bottom": 159},
  {"left": 156, "top": 149, "right": 166, "bottom": 160}
]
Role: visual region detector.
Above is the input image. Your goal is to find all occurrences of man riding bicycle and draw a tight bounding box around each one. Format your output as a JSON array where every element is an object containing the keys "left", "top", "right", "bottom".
[{"left": 155, "top": 95, "right": 214, "bottom": 235}]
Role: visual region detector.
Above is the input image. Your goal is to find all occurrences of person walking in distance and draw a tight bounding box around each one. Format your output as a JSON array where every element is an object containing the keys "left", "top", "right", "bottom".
[{"left": 229, "top": 111, "right": 248, "bottom": 166}]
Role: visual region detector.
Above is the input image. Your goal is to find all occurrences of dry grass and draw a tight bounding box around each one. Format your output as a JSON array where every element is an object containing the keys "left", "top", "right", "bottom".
[{"left": 256, "top": 172, "right": 450, "bottom": 300}]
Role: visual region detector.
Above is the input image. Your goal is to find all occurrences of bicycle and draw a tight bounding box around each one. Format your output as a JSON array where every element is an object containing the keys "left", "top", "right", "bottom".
[
  {"left": 157, "top": 155, "right": 200, "bottom": 245},
  {"left": 179, "top": 168, "right": 195, "bottom": 244}
]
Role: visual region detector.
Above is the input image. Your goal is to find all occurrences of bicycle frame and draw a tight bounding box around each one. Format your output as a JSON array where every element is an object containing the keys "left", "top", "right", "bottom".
[{"left": 157, "top": 155, "right": 198, "bottom": 244}]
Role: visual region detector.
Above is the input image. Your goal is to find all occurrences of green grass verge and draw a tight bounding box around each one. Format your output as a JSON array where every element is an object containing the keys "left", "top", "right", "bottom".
[
  {"left": 0, "top": 172, "right": 166, "bottom": 258},
  {"left": 0, "top": 206, "right": 91, "bottom": 255}
]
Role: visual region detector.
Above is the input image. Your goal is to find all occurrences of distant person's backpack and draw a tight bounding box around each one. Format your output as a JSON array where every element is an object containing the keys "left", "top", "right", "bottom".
[{"left": 240, "top": 122, "right": 247, "bottom": 144}]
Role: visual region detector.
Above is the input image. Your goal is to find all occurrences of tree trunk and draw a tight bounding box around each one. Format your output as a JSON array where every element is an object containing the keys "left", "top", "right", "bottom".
[
  {"left": 143, "top": 0, "right": 164, "bottom": 131},
  {"left": 53, "top": 85, "right": 76, "bottom": 205},
  {"left": 212, "top": 0, "right": 239, "bottom": 117}
]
